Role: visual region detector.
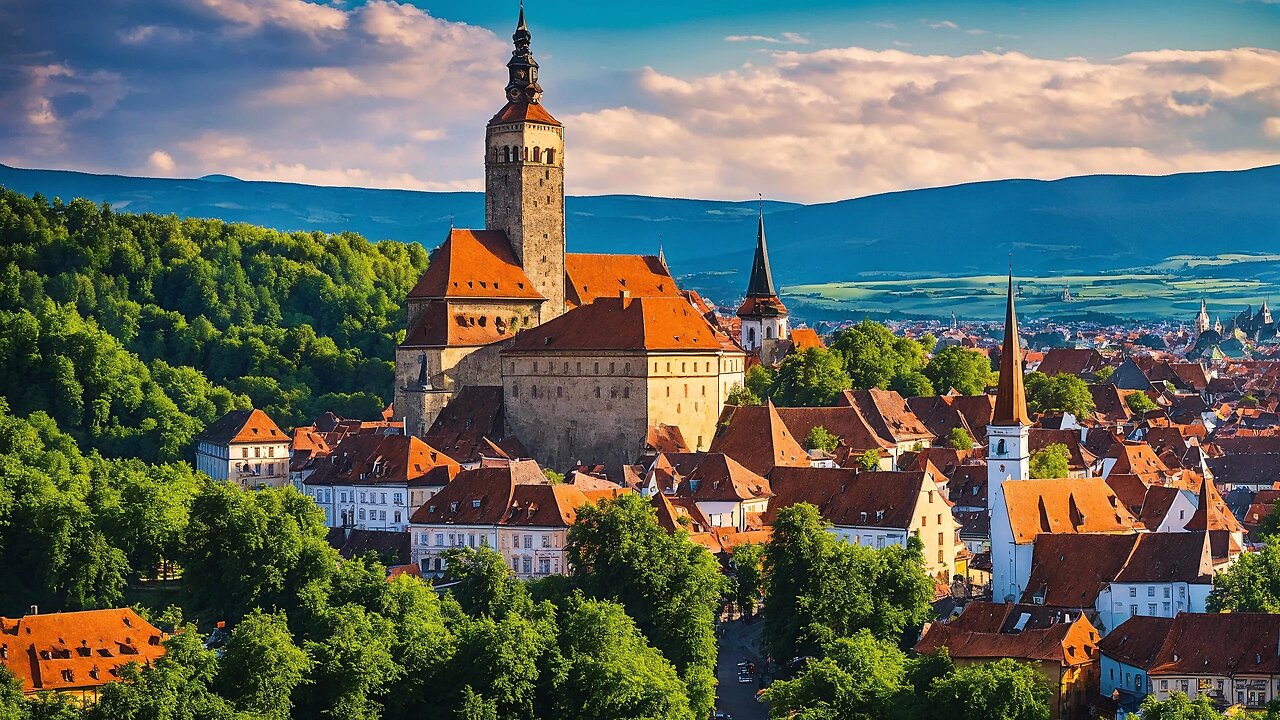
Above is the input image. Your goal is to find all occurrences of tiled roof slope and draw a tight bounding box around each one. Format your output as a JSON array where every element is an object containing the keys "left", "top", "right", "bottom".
[
  {"left": 1002, "top": 478, "right": 1139, "bottom": 543},
  {"left": 304, "top": 434, "right": 459, "bottom": 488},
  {"left": 709, "top": 402, "right": 809, "bottom": 476},
  {"left": 0, "top": 608, "right": 166, "bottom": 693},
  {"left": 196, "top": 408, "right": 287, "bottom": 444},
  {"left": 506, "top": 296, "right": 727, "bottom": 352},
  {"left": 408, "top": 229, "right": 543, "bottom": 300},
  {"left": 564, "top": 254, "right": 682, "bottom": 308}
]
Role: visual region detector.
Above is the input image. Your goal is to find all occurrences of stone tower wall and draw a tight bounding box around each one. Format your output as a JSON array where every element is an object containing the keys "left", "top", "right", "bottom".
[{"left": 485, "top": 121, "right": 565, "bottom": 319}]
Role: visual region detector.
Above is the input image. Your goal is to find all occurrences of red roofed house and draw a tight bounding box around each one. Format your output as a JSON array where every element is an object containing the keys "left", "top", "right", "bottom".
[
  {"left": 303, "top": 434, "right": 460, "bottom": 531},
  {"left": 645, "top": 452, "right": 773, "bottom": 532},
  {"left": 408, "top": 459, "right": 594, "bottom": 579},
  {"left": 915, "top": 601, "right": 1100, "bottom": 720},
  {"left": 194, "top": 408, "right": 291, "bottom": 489},
  {"left": 393, "top": 10, "right": 714, "bottom": 439},
  {"left": 768, "top": 466, "right": 958, "bottom": 581},
  {"left": 0, "top": 608, "right": 166, "bottom": 701},
  {"left": 1102, "top": 612, "right": 1280, "bottom": 712}
]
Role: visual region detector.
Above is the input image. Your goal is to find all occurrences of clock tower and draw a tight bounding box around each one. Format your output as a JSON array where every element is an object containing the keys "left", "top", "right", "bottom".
[{"left": 485, "top": 4, "right": 566, "bottom": 319}]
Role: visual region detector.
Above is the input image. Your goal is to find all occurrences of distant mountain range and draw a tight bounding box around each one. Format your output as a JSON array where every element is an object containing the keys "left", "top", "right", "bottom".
[{"left": 3, "top": 163, "right": 1278, "bottom": 319}]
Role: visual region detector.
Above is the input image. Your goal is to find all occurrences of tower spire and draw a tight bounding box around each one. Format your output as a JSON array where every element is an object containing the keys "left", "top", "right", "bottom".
[
  {"left": 745, "top": 205, "right": 776, "bottom": 297},
  {"left": 992, "top": 266, "right": 1030, "bottom": 426},
  {"left": 505, "top": 1, "right": 542, "bottom": 104}
]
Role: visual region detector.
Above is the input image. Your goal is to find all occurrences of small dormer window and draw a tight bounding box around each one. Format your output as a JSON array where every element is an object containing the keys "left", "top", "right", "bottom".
[
  {"left": 472, "top": 499, "right": 482, "bottom": 508},
  {"left": 450, "top": 501, "right": 459, "bottom": 512}
]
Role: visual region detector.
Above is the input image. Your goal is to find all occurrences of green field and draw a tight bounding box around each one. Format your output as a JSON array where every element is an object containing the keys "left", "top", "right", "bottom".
[{"left": 783, "top": 269, "right": 1279, "bottom": 322}]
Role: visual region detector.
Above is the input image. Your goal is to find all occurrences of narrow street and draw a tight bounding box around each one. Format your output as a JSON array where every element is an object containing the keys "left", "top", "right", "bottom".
[{"left": 714, "top": 615, "right": 769, "bottom": 720}]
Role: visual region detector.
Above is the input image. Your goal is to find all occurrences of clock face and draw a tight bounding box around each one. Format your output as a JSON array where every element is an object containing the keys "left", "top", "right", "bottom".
[{"left": 508, "top": 88, "right": 523, "bottom": 102}]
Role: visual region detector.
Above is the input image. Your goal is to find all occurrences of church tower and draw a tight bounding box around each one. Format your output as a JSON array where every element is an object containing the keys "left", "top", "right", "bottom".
[
  {"left": 736, "top": 211, "right": 789, "bottom": 353},
  {"left": 1196, "top": 299, "right": 1210, "bottom": 334},
  {"left": 485, "top": 5, "right": 566, "bottom": 319},
  {"left": 988, "top": 269, "right": 1031, "bottom": 602}
]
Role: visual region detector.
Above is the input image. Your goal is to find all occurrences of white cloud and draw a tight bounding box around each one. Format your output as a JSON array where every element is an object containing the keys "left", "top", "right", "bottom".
[
  {"left": 562, "top": 46, "right": 1280, "bottom": 201},
  {"left": 927, "top": 20, "right": 961, "bottom": 30},
  {"left": 724, "top": 32, "right": 811, "bottom": 45},
  {"left": 1265, "top": 117, "right": 1280, "bottom": 138},
  {"left": 147, "top": 150, "right": 175, "bottom": 174}
]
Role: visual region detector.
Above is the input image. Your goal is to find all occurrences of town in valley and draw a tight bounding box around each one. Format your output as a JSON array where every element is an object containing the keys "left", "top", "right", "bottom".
[{"left": 3, "top": 3, "right": 1280, "bottom": 720}]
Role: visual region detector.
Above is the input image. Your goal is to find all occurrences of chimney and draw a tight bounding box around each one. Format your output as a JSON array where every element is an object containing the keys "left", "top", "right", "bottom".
[
  {"left": 619, "top": 290, "right": 631, "bottom": 308},
  {"left": 28, "top": 605, "right": 38, "bottom": 616}
]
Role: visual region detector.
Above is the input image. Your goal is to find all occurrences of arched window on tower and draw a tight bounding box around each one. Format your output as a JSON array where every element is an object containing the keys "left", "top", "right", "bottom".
[
  {"left": 523, "top": 146, "right": 529, "bottom": 161},
  {"left": 765, "top": 326, "right": 774, "bottom": 339},
  {"left": 545, "top": 148, "right": 555, "bottom": 164},
  {"left": 533, "top": 147, "right": 542, "bottom": 162},
  {"left": 503, "top": 146, "right": 511, "bottom": 162},
  {"left": 748, "top": 327, "right": 757, "bottom": 346},
  {"left": 996, "top": 439, "right": 1007, "bottom": 456}
]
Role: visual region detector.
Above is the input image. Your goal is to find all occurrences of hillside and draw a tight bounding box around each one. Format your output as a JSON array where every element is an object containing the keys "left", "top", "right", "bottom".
[{"left": 3, "top": 163, "right": 1279, "bottom": 318}]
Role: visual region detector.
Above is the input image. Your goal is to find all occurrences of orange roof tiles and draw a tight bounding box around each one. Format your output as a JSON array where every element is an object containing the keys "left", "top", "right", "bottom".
[
  {"left": 506, "top": 295, "right": 730, "bottom": 353},
  {"left": 196, "top": 408, "right": 288, "bottom": 445},
  {"left": 0, "top": 608, "right": 166, "bottom": 694},
  {"left": 408, "top": 460, "right": 587, "bottom": 528},
  {"left": 789, "top": 327, "right": 825, "bottom": 351},
  {"left": 564, "top": 253, "right": 682, "bottom": 308},
  {"left": 488, "top": 101, "right": 561, "bottom": 127},
  {"left": 915, "top": 602, "right": 1098, "bottom": 667},
  {"left": 709, "top": 402, "right": 809, "bottom": 476},
  {"left": 408, "top": 229, "right": 543, "bottom": 301},
  {"left": 839, "top": 389, "right": 934, "bottom": 445},
  {"left": 304, "top": 434, "right": 459, "bottom": 488},
  {"left": 1002, "top": 478, "right": 1139, "bottom": 544}
]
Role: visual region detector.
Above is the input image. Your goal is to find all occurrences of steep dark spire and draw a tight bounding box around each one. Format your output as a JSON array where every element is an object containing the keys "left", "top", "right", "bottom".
[
  {"left": 505, "top": 2, "right": 543, "bottom": 104},
  {"left": 746, "top": 211, "right": 776, "bottom": 298},
  {"left": 992, "top": 269, "right": 1030, "bottom": 426}
]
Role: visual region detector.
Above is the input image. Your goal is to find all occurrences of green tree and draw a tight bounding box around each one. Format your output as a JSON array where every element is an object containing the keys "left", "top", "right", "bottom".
[
  {"left": 297, "top": 604, "right": 399, "bottom": 720},
  {"left": 745, "top": 364, "right": 775, "bottom": 401},
  {"left": 1125, "top": 390, "right": 1158, "bottom": 414},
  {"left": 0, "top": 667, "right": 26, "bottom": 720},
  {"left": 888, "top": 370, "right": 934, "bottom": 398},
  {"left": 1024, "top": 372, "right": 1095, "bottom": 419},
  {"left": 829, "top": 321, "right": 930, "bottom": 391},
  {"left": 804, "top": 425, "right": 840, "bottom": 453},
  {"left": 731, "top": 542, "right": 766, "bottom": 618},
  {"left": 566, "top": 493, "right": 726, "bottom": 718},
  {"left": 927, "top": 658, "right": 1051, "bottom": 720},
  {"left": 442, "top": 546, "right": 533, "bottom": 620},
  {"left": 179, "top": 482, "right": 336, "bottom": 623},
  {"left": 923, "top": 346, "right": 993, "bottom": 396},
  {"left": 554, "top": 596, "right": 694, "bottom": 720},
  {"left": 1095, "top": 366, "right": 1116, "bottom": 382},
  {"left": 948, "top": 427, "right": 974, "bottom": 451},
  {"left": 88, "top": 624, "right": 239, "bottom": 720},
  {"left": 727, "top": 383, "right": 761, "bottom": 406},
  {"left": 1137, "top": 692, "right": 1223, "bottom": 720},
  {"left": 1028, "top": 444, "right": 1070, "bottom": 479},
  {"left": 765, "top": 630, "right": 908, "bottom": 720},
  {"left": 771, "top": 347, "right": 852, "bottom": 407},
  {"left": 1208, "top": 541, "right": 1280, "bottom": 612},
  {"left": 857, "top": 449, "right": 881, "bottom": 471},
  {"left": 763, "top": 504, "right": 933, "bottom": 662},
  {"left": 217, "top": 610, "right": 311, "bottom": 719}
]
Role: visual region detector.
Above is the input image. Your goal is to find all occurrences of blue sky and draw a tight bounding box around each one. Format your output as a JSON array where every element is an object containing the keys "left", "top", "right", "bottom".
[{"left": 1, "top": 0, "right": 1277, "bottom": 201}]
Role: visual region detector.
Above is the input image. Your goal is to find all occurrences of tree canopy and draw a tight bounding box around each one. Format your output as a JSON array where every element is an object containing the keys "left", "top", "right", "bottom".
[
  {"left": 770, "top": 347, "right": 853, "bottom": 407},
  {"left": 828, "top": 321, "right": 931, "bottom": 393},
  {"left": 923, "top": 346, "right": 993, "bottom": 396},
  {"left": 1028, "top": 443, "right": 1070, "bottom": 480},
  {"left": 1024, "top": 372, "right": 1095, "bottom": 419},
  {"left": 1125, "top": 390, "right": 1158, "bottom": 414},
  {"left": 1208, "top": 540, "right": 1280, "bottom": 612}
]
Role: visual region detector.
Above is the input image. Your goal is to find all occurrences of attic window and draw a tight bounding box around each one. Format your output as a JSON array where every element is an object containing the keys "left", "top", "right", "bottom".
[
  {"left": 450, "top": 501, "right": 459, "bottom": 512},
  {"left": 429, "top": 505, "right": 437, "bottom": 513},
  {"left": 472, "top": 499, "right": 482, "bottom": 508}
]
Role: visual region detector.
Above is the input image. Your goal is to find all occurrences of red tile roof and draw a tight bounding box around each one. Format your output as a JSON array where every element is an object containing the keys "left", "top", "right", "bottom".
[
  {"left": 709, "top": 402, "right": 809, "bottom": 476},
  {"left": 408, "top": 460, "right": 589, "bottom": 528},
  {"left": 408, "top": 229, "right": 542, "bottom": 300},
  {"left": 506, "top": 296, "right": 729, "bottom": 352},
  {"left": 196, "top": 408, "right": 288, "bottom": 445},
  {"left": 304, "top": 434, "right": 459, "bottom": 488},
  {"left": 838, "top": 389, "right": 934, "bottom": 445},
  {"left": 488, "top": 101, "right": 562, "bottom": 127},
  {"left": 1002, "top": 478, "right": 1139, "bottom": 544},
  {"left": 402, "top": 299, "right": 523, "bottom": 348},
  {"left": 1148, "top": 613, "right": 1280, "bottom": 675},
  {"left": 789, "top": 328, "right": 825, "bottom": 350},
  {"left": 658, "top": 452, "right": 774, "bottom": 502},
  {"left": 0, "top": 608, "right": 166, "bottom": 693},
  {"left": 915, "top": 601, "right": 1098, "bottom": 667},
  {"left": 564, "top": 253, "right": 682, "bottom": 308}
]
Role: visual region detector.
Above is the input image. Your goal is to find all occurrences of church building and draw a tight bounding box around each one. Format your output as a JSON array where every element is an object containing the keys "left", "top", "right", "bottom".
[
  {"left": 394, "top": 8, "right": 744, "bottom": 468},
  {"left": 736, "top": 212, "right": 790, "bottom": 356}
]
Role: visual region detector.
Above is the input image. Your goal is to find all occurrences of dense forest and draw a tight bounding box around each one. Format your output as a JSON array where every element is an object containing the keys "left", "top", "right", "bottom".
[{"left": 0, "top": 188, "right": 428, "bottom": 463}]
